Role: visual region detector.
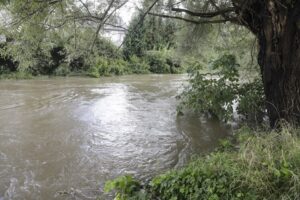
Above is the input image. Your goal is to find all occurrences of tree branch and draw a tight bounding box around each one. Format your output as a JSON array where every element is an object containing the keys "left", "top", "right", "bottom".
[
  {"left": 149, "top": 12, "right": 236, "bottom": 24},
  {"left": 171, "top": 7, "right": 236, "bottom": 18},
  {"left": 90, "top": 0, "right": 117, "bottom": 52},
  {"left": 78, "top": 0, "right": 93, "bottom": 17}
]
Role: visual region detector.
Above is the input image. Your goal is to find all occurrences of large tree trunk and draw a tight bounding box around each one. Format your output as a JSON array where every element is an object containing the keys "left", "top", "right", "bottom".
[{"left": 241, "top": 1, "right": 300, "bottom": 127}]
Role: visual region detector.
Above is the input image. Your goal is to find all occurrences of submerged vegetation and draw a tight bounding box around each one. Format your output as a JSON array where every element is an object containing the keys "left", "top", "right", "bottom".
[{"left": 105, "top": 126, "right": 300, "bottom": 200}]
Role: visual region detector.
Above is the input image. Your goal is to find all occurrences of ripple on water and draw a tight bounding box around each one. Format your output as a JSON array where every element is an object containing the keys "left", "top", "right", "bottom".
[{"left": 0, "top": 75, "right": 229, "bottom": 199}]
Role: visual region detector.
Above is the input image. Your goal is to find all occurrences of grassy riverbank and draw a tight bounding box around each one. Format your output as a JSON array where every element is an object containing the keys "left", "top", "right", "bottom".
[{"left": 105, "top": 126, "right": 300, "bottom": 200}]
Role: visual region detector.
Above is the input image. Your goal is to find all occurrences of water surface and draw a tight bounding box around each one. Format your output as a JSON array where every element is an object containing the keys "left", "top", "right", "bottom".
[{"left": 0, "top": 75, "right": 228, "bottom": 199}]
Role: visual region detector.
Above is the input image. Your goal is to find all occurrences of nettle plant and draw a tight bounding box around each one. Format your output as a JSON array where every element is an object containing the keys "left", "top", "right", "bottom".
[{"left": 178, "top": 54, "right": 265, "bottom": 124}]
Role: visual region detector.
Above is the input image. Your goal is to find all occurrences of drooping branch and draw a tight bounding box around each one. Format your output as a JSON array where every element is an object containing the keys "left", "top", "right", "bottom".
[
  {"left": 144, "top": 0, "right": 239, "bottom": 26},
  {"left": 171, "top": 7, "right": 236, "bottom": 18},
  {"left": 90, "top": 0, "right": 118, "bottom": 52},
  {"left": 208, "top": 0, "right": 234, "bottom": 20},
  {"left": 148, "top": 12, "right": 235, "bottom": 24}
]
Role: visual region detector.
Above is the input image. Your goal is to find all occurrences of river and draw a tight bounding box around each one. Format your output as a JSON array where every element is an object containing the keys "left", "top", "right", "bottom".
[{"left": 0, "top": 74, "right": 228, "bottom": 200}]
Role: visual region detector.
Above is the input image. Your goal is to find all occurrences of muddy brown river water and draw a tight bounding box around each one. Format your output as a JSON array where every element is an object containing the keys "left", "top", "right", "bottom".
[{"left": 0, "top": 74, "right": 228, "bottom": 200}]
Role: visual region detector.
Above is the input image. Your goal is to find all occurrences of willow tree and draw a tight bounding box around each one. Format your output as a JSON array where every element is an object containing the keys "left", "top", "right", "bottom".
[
  {"left": 151, "top": 0, "right": 300, "bottom": 127},
  {"left": 123, "top": 6, "right": 177, "bottom": 58}
]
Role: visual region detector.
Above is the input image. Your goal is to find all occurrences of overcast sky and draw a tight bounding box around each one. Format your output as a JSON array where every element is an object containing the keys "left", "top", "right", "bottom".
[
  {"left": 119, "top": 0, "right": 139, "bottom": 25},
  {"left": 104, "top": 0, "right": 140, "bottom": 44}
]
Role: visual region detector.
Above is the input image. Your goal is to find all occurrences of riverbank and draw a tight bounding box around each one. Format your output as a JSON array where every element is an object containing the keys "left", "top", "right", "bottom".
[
  {"left": 0, "top": 72, "right": 34, "bottom": 80},
  {"left": 106, "top": 126, "right": 300, "bottom": 200},
  {"left": 0, "top": 49, "right": 186, "bottom": 80},
  {"left": 0, "top": 71, "right": 94, "bottom": 80},
  {"left": 0, "top": 66, "right": 185, "bottom": 80}
]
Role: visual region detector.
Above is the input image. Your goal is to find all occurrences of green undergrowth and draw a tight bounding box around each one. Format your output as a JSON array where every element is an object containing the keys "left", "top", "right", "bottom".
[
  {"left": 0, "top": 71, "right": 33, "bottom": 79},
  {"left": 104, "top": 126, "right": 300, "bottom": 200}
]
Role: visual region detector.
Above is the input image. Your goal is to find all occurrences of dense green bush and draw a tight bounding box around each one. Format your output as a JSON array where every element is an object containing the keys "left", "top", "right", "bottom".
[
  {"left": 108, "top": 58, "right": 130, "bottom": 76},
  {"left": 128, "top": 55, "right": 150, "bottom": 74},
  {"left": 185, "top": 59, "right": 204, "bottom": 74},
  {"left": 54, "top": 63, "right": 70, "bottom": 76},
  {"left": 126, "top": 51, "right": 183, "bottom": 74},
  {"left": 178, "top": 54, "right": 265, "bottom": 124},
  {"left": 0, "top": 43, "right": 19, "bottom": 74},
  {"left": 87, "top": 56, "right": 129, "bottom": 78},
  {"left": 178, "top": 54, "right": 240, "bottom": 121},
  {"left": 145, "top": 51, "right": 170, "bottom": 74},
  {"left": 105, "top": 126, "right": 300, "bottom": 200},
  {"left": 1, "top": 37, "right": 185, "bottom": 78},
  {"left": 1, "top": 32, "right": 184, "bottom": 78},
  {"left": 87, "top": 56, "right": 108, "bottom": 78},
  {"left": 104, "top": 175, "right": 141, "bottom": 200},
  {"left": 28, "top": 49, "right": 51, "bottom": 75},
  {"left": 1, "top": 30, "right": 127, "bottom": 77},
  {"left": 167, "top": 59, "right": 183, "bottom": 74},
  {"left": 69, "top": 56, "right": 86, "bottom": 72},
  {"left": 24, "top": 46, "right": 67, "bottom": 75}
]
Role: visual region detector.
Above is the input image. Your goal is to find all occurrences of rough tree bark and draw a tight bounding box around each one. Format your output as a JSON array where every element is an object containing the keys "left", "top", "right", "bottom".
[{"left": 238, "top": 0, "right": 300, "bottom": 127}]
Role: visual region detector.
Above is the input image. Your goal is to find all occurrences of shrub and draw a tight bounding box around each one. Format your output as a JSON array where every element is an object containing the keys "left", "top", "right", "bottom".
[
  {"left": 104, "top": 175, "right": 141, "bottom": 200},
  {"left": 166, "top": 57, "right": 183, "bottom": 74},
  {"left": 69, "top": 56, "right": 86, "bottom": 72},
  {"left": 145, "top": 51, "right": 170, "bottom": 74},
  {"left": 178, "top": 54, "right": 266, "bottom": 124},
  {"left": 108, "top": 58, "right": 129, "bottom": 75},
  {"left": 0, "top": 43, "right": 18, "bottom": 73},
  {"left": 96, "top": 57, "right": 110, "bottom": 76},
  {"left": 87, "top": 66, "right": 100, "bottom": 78},
  {"left": 87, "top": 56, "right": 129, "bottom": 77},
  {"left": 178, "top": 54, "right": 240, "bottom": 121},
  {"left": 54, "top": 63, "right": 70, "bottom": 76},
  {"left": 128, "top": 55, "right": 150, "bottom": 74},
  {"left": 185, "top": 59, "right": 204, "bottom": 74},
  {"left": 26, "top": 46, "right": 67, "bottom": 75},
  {"left": 86, "top": 56, "right": 108, "bottom": 77}
]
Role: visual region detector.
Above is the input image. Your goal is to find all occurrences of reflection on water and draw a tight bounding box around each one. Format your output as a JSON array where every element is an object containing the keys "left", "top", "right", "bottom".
[{"left": 0, "top": 75, "right": 229, "bottom": 199}]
